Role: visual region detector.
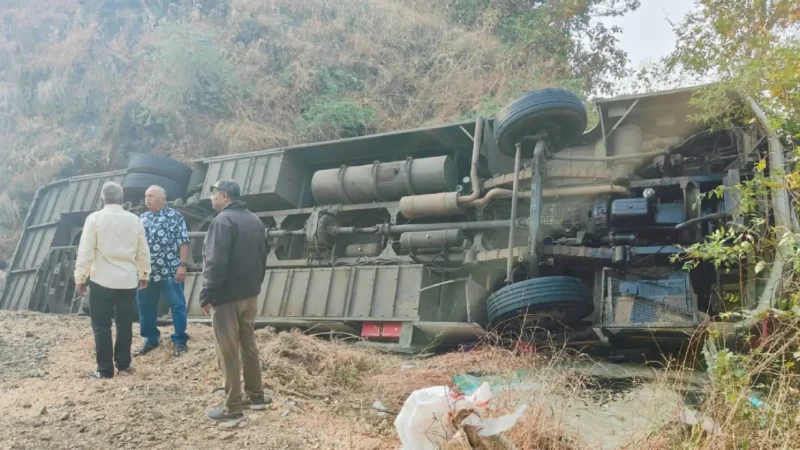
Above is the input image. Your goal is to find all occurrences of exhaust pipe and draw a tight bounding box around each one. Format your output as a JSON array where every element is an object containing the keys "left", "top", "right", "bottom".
[{"left": 466, "top": 185, "right": 631, "bottom": 208}]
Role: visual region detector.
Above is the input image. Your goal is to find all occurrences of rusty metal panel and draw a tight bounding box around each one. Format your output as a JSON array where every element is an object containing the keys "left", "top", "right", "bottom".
[
  {"left": 200, "top": 151, "right": 304, "bottom": 210},
  {"left": 62, "top": 171, "right": 125, "bottom": 214},
  {"left": 0, "top": 171, "right": 126, "bottom": 311},
  {"left": 351, "top": 267, "right": 377, "bottom": 317},
  {"left": 183, "top": 265, "right": 424, "bottom": 320},
  {"left": 1, "top": 272, "right": 35, "bottom": 311},
  {"left": 370, "top": 266, "right": 400, "bottom": 318},
  {"left": 15, "top": 226, "right": 58, "bottom": 270},
  {"left": 29, "top": 183, "right": 67, "bottom": 225},
  {"left": 303, "top": 269, "right": 333, "bottom": 317}
]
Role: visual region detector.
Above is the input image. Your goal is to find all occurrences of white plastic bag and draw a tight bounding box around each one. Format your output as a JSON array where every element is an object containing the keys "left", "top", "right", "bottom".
[
  {"left": 472, "top": 405, "right": 528, "bottom": 437},
  {"left": 394, "top": 382, "right": 492, "bottom": 450}
]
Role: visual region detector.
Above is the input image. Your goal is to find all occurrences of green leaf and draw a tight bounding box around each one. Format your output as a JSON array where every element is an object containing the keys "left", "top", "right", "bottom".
[{"left": 755, "top": 261, "right": 766, "bottom": 274}]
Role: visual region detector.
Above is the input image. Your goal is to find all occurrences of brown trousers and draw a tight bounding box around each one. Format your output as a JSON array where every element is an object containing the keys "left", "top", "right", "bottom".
[{"left": 211, "top": 296, "right": 264, "bottom": 414}]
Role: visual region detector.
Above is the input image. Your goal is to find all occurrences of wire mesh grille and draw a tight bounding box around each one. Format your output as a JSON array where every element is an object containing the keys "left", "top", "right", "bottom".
[
  {"left": 603, "top": 270, "right": 695, "bottom": 325},
  {"left": 540, "top": 201, "right": 592, "bottom": 228}
]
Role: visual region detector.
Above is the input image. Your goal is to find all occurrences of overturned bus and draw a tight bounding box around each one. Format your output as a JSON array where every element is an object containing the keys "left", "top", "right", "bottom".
[{"left": 0, "top": 85, "right": 772, "bottom": 353}]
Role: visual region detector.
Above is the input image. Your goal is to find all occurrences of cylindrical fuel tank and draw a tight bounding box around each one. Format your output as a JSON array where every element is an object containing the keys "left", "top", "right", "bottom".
[
  {"left": 399, "top": 192, "right": 462, "bottom": 218},
  {"left": 400, "top": 230, "right": 465, "bottom": 251},
  {"left": 311, "top": 156, "right": 457, "bottom": 204}
]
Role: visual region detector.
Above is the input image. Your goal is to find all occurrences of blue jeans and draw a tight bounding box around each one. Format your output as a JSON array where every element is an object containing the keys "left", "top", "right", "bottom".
[{"left": 136, "top": 278, "right": 189, "bottom": 346}]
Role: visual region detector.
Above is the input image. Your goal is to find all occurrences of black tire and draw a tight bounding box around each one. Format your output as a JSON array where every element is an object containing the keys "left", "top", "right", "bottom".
[
  {"left": 127, "top": 153, "right": 192, "bottom": 184},
  {"left": 122, "top": 172, "right": 188, "bottom": 203},
  {"left": 494, "top": 88, "right": 587, "bottom": 157},
  {"left": 486, "top": 276, "right": 594, "bottom": 326}
]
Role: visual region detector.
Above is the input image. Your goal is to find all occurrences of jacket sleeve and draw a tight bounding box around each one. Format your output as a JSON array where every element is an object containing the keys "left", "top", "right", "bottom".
[
  {"left": 74, "top": 214, "right": 96, "bottom": 284},
  {"left": 203, "top": 216, "right": 233, "bottom": 291},
  {"left": 135, "top": 219, "right": 151, "bottom": 281}
]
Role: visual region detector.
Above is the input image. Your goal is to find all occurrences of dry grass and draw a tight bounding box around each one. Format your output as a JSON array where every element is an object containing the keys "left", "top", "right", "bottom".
[
  {"left": 16, "top": 309, "right": 800, "bottom": 449},
  {"left": 636, "top": 315, "right": 800, "bottom": 450},
  {"left": 0, "top": 0, "right": 572, "bottom": 259},
  {"left": 0, "top": 312, "right": 600, "bottom": 449}
]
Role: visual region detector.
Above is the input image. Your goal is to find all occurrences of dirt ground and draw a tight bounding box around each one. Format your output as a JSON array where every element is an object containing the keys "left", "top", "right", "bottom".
[{"left": 0, "top": 311, "right": 699, "bottom": 449}]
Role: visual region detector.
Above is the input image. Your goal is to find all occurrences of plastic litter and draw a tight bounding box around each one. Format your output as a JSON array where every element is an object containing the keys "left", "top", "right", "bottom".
[
  {"left": 679, "top": 408, "right": 722, "bottom": 436},
  {"left": 748, "top": 396, "right": 765, "bottom": 408},
  {"left": 452, "top": 374, "right": 483, "bottom": 396},
  {"left": 372, "top": 400, "right": 389, "bottom": 417},
  {"left": 474, "top": 405, "right": 528, "bottom": 437},
  {"left": 395, "top": 381, "right": 526, "bottom": 450}
]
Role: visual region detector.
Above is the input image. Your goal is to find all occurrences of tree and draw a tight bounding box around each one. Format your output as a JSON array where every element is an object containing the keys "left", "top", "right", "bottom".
[
  {"left": 651, "top": 3, "right": 800, "bottom": 447},
  {"left": 664, "top": 0, "right": 800, "bottom": 132},
  {"left": 438, "top": 0, "right": 641, "bottom": 96}
]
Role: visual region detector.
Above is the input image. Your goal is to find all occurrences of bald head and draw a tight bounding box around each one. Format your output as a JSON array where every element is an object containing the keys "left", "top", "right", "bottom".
[{"left": 145, "top": 185, "right": 167, "bottom": 213}]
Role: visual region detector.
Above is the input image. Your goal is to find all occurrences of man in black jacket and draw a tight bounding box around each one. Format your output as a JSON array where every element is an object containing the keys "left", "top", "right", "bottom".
[{"left": 200, "top": 180, "right": 270, "bottom": 422}]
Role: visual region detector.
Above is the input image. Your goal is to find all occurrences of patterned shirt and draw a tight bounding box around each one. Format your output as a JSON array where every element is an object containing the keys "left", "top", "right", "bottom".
[{"left": 140, "top": 206, "right": 190, "bottom": 283}]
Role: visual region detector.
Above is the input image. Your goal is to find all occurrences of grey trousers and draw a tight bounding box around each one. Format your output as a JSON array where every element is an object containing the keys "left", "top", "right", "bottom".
[{"left": 211, "top": 296, "right": 264, "bottom": 414}]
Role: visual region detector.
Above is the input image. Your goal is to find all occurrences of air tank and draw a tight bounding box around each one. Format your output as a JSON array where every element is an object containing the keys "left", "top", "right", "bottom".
[{"left": 311, "top": 155, "right": 457, "bottom": 205}]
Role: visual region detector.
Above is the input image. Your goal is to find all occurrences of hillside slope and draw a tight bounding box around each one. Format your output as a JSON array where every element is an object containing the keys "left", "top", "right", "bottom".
[{"left": 0, "top": 0, "right": 636, "bottom": 258}]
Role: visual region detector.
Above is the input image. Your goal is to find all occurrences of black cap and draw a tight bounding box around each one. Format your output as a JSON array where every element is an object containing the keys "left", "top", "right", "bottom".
[{"left": 210, "top": 180, "right": 241, "bottom": 199}]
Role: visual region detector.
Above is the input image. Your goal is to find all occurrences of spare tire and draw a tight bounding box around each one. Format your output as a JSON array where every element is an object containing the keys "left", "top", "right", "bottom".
[
  {"left": 127, "top": 153, "right": 192, "bottom": 185},
  {"left": 122, "top": 172, "right": 188, "bottom": 203},
  {"left": 486, "top": 276, "right": 594, "bottom": 326},
  {"left": 494, "top": 88, "right": 587, "bottom": 157}
]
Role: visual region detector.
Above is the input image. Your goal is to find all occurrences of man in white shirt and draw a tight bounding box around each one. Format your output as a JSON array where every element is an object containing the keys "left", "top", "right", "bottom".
[{"left": 74, "top": 182, "right": 151, "bottom": 379}]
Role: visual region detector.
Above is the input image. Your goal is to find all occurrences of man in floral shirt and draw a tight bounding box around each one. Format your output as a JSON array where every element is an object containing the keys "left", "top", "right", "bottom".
[{"left": 135, "top": 185, "right": 191, "bottom": 357}]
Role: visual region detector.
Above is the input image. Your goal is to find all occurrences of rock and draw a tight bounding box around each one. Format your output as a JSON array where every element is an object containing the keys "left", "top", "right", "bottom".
[
  {"left": 372, "top": 400, "right": 388, "bottom": 417},
  {"left": 38, "top": 406, "right": 48, "bottom": 416},
  {"left": 238, "top": 421, "right": 248, "bottom": 429},
  {"left": 24, "top": 331, "right": 34, "bottom": 338},
  {"left": 21, "top": 401, "right": 31, "bottom": 409},
  {"left": 63, "top": 400, "right": 75, "bottom": 407},
  {"left": 220, "top": 432, "right": 235, "bottom": 441},
  {"left": 40, "top": 433, "right": 52, "bottom": 442},
  {"left": 60, "top": 412, "right": 71, "bottom": 421},
  {"left": 218, "top": 420, "right": 241, "bottom": 429},
  {"left": 248, "top": 414, "right": 260, "bottom": 421},
  {"left": 280, "top": 410, "right": 291, "bottom": 417}
]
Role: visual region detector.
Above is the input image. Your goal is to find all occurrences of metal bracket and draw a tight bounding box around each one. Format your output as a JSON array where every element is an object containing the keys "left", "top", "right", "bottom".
[
  {"left": 370, "top": 160, "right": 386, "bottom": 202},
  {"left": 403, "top": 157, "right": 416, "bottom": 195},
  {"left": 336, "top": 165, "right": 354, "bottom": 205},
  {"left": 527, "top": 139, "right": 548, "bottom": 278}
]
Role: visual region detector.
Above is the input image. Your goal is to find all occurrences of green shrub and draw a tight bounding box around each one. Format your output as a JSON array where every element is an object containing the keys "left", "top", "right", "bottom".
[{"left": 295, "top": 97, "right": 377, "bottom": 141}]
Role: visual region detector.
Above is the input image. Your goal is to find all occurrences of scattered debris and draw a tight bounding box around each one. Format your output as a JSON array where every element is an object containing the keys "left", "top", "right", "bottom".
[
  {"left": 680, "top": 408, "right": 722, "bottom": 436},
  {"left": 218, "top": 419, "right": 242, "bottom": 429},
  {"left": 372, "top": 400, "right": 389, "bottom": 417},
  {"left": 395, "top": 382, "right": 527, "bottom": 450},
  {"left": 219, "top": 431, "right": 235, "bottom": 441}
]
